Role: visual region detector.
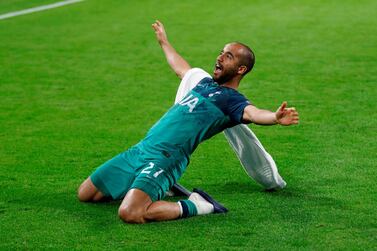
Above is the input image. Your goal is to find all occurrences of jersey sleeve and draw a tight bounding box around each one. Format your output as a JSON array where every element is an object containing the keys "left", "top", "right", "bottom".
[
  {"left": 226, "top": 93, "right": 251, "bottom": 124},
  {"left": 174, "top": 68, "right": 211, "bottom": 104}
]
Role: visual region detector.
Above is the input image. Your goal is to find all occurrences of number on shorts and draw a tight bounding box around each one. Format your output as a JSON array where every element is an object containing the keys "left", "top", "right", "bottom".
[
  {"left": 141, "top": 162, "right": 155, "bottom": 174},
  {"left": 141, "top": 162, "right": 164, "bottom": 178},
  {"left": 153, "top": 169, "right": 164, "bottom": 178}
]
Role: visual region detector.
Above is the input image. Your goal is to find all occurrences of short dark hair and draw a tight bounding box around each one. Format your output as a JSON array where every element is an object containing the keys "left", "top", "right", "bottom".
[{"left": 234, "top": 42, "right": 255, "bottom": 76}]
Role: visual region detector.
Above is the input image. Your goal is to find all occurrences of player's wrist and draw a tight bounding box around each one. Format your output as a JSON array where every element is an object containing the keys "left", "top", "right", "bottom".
[
  {"left": 159, "top": 38, "right": 169, "bottom": 46},
  {"left": 274, "top": 112, "right": 280, "bottom": 125}
]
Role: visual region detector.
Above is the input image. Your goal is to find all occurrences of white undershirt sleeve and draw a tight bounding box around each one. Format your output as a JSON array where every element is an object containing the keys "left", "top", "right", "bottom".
[{"left": 174, "top": 68, "right": 211, "bottom": 104}]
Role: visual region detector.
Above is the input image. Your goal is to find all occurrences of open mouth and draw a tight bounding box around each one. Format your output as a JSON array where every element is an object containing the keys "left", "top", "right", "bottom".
[{"left": 214, "top": 62, "right": 222, "bottom": 75}]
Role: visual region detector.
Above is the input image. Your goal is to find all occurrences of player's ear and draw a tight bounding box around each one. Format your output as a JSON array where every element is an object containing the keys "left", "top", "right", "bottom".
[{"left": 238, "top": 65, "right": 247, "bottom": 75}]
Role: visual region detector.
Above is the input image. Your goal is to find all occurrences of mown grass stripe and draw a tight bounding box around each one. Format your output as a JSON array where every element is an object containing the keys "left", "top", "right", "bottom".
[{"left": 0, "top": 0, "right": 84, "bottom": 20}]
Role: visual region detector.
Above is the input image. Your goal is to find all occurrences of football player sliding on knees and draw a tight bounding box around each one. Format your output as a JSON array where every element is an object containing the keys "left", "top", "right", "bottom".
[{"left": 77, "top": 20, "right": 299, "bottom": 224}]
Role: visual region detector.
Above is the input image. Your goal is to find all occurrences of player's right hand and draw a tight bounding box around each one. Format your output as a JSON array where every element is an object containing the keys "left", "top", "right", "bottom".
[{"left": 152, "top": 20, "right": 168, "bottom": 44}]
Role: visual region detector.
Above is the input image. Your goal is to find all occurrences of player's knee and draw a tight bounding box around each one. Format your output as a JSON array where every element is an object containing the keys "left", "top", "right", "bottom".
[
  {"left": 77, "top": 178, "right": 104, "bottom": 202},
  {"left": 77, "top": 182, "right": 96, "bottom": 202},
  {"left": 77, "top": 185, "right": 89, "bottom": 202},
  {"left": 118, "top": 206, "right": 146, "bottom": 224}
]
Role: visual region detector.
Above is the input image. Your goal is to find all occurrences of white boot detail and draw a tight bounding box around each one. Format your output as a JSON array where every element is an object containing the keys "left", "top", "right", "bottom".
[{"left": 188, "top": 192, "right": 214, "bottom": 215}]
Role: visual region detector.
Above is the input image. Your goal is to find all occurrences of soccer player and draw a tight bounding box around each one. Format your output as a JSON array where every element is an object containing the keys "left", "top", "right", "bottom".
[{"left": 77, "top": 20, "right": 299, "bottom": 223}]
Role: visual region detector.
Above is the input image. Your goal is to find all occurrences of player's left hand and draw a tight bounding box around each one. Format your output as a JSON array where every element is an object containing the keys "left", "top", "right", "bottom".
[{"left": 275, "top": 101, "right": 299, "bottom": 126}]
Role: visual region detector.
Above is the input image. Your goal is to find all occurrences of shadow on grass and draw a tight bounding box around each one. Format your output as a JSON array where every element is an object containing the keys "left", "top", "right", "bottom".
[
  {"left": 264, "top": 187, "right": 348, "bottom": 210},
  {"left": 199, "top": 181, "right": 263, "bottom": 195},
  {"left": 214, "top": 181, "right": 347, "bottom": 209},
  {"left": 4, "top": 189, "right": 122, "bottom": 227},
  {"left": 4, "top": 180, "right": 349, "bottom": 230},
  {"left": 210, "top": 181, "right": 351, "bottom": 228}
]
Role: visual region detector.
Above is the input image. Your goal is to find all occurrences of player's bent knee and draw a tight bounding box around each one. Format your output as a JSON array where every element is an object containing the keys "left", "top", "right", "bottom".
[
  {"left": 118, "top": 207, "right": 146, "bottom": 224},
  {"left": 118, "top": 188, "right": 152, "bottom": 223},
  {"left": 78, "top": 188, "right": 104, "bottom": 202},
  {"left": 77, "top": 185, "right": 90, "bottom": 202},
  {"left": 77, "top": 178, "right": 102, "bottom": 202}
]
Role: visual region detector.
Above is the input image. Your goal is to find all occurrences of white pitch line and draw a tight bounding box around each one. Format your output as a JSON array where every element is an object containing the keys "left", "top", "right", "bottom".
[{"left": 0, "top": 0, "right": 85, "bottom": 20}]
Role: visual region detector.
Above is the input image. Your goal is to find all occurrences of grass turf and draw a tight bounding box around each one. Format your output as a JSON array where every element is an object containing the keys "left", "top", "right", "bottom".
[{"left": 0, "top": 0, "right": 376, "bottom": 249}]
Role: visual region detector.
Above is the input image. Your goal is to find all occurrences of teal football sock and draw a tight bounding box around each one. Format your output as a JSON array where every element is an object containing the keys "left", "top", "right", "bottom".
[{"left": 178, "top": 200, "right": 198, "bottom": 218}]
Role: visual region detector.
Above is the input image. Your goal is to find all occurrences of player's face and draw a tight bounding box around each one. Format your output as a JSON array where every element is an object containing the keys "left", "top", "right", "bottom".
[{"left": 213, "top": 43, "right": 243, "bottom": 84}]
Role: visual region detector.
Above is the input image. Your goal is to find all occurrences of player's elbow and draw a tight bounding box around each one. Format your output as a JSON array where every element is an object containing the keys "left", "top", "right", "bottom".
[
  {"left": 242, "top": 105, "right": 258, "bottom": 124},
  {"left": 242, "top": 111, "right": 253, "bottom": 124}
]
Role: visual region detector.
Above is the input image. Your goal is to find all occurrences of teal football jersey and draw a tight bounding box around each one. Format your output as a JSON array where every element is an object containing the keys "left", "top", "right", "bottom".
[{"left": 136, "top": 77, "right": 250, "bottom": 163}]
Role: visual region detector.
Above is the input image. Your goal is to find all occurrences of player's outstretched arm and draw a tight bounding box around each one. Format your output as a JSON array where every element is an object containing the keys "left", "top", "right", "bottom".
[
  {"left": 152, "top": 20, "right": 191, "bottom": 79},
  {"left": 243, "top": 102, "right": 299, "bottom": 126}
]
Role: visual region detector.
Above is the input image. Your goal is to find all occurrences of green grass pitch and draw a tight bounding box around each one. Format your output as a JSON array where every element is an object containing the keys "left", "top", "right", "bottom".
[{"left": 1, "top": 0, "right": 376, "bottom": 249}]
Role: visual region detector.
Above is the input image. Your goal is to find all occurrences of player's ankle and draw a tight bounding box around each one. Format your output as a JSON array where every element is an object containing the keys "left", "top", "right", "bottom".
[
  {"left": 178, "top": 200, "right": 198, "bottom": 218},
  {"left": 178, "top": 193, "right": 215, "bottom": 218},
  {"left": 188, "top": 192, "right": 214, "bottom": 215}
]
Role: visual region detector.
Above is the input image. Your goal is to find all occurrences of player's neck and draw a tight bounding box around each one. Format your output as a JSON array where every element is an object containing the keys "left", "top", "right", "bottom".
[{"left": 220, "top": 79, "right": 240, "bottom": 90}]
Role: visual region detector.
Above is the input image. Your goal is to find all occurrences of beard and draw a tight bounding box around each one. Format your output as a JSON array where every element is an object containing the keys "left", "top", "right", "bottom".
[{"left": 213, "top": 65, "right": 239, "bottom": 85}]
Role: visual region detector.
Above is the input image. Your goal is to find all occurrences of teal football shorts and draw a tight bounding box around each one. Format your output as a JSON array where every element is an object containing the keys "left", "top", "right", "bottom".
[{"left": 90, "top": 146, "right": 185, "bottom": 201}]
